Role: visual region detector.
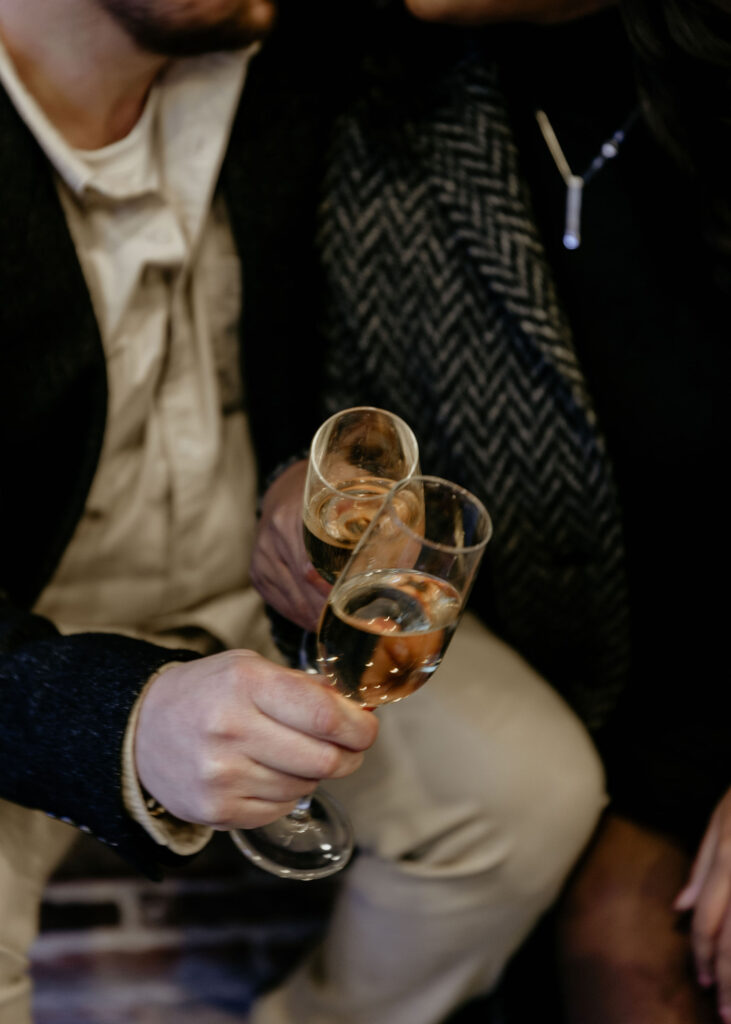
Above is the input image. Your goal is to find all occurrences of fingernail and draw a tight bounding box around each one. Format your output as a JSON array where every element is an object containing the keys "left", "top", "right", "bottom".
[
  {"left": 720, "top": 1006, "right": 731, "bottom": 1024},
  {"left": 698, "top": 971, "right": 713, "bottom": 988}
]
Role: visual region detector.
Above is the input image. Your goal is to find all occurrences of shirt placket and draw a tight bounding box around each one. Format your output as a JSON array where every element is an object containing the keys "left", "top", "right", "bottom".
[{"left": 158, "top": 266, "right": 222, "bottom": 607}]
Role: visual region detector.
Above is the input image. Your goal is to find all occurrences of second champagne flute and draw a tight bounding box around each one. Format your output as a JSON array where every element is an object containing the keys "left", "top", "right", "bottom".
[
  {"left": 299, "top": 407, "right": 420, "bottom": 669},
  {"left": 303, "top": 406, "right": 420, "bottom": 583}
]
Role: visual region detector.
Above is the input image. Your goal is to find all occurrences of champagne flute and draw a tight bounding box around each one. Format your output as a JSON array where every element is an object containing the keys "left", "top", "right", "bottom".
[
  {"left": 230, "top": 408, "right": 420, "bottom": 880},
  {"left": 299, "top": 406, "right": 420, "bottom": 668},
  {"left": 317, "top": 476, "right": 492, "bottom": 710}
]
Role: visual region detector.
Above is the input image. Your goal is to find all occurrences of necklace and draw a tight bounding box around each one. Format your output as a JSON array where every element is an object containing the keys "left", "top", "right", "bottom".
[{"left": 535, "top": 107, "right": 640, "bottom": 250}]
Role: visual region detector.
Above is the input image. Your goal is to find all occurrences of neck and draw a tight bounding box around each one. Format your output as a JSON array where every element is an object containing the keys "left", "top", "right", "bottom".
[{"left": 0, "top": 0, "right": 167, "bottom": 149}]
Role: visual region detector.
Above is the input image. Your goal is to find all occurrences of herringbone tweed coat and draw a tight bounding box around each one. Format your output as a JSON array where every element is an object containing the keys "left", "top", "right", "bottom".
[{"left": 315, "top": 39, "right": 631, "bottom": 732}]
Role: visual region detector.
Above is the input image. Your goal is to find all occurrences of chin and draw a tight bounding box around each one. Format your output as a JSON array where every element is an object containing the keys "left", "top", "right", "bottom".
[{"left": 102, "top": 0, "right": 278, "bottom": 57}]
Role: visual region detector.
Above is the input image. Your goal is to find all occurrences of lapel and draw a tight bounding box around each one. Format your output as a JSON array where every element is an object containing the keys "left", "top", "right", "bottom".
[
  {"left": 424, "top": 53, "right": 598, "bottom": 426},
  {"left": 0, "top": 85, "right": 107, "bottom": 604},
  {"left": 0, "top": 85, "right": 105, "bottom": 420},
  {"left": 408, "top": 56, "right": 631, "bottom": 725}
]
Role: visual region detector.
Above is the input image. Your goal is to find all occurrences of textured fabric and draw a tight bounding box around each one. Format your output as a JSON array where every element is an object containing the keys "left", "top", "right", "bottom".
[{"left": 317, "top": 52, "right": 629, "bottom": 730}]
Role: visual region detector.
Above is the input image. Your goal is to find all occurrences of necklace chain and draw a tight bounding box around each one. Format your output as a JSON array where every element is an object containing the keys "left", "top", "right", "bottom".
[{"left": 535, "top": 107, "right": 639, "bottom": 250}]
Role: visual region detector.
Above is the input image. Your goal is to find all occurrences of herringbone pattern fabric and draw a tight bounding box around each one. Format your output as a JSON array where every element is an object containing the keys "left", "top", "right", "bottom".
[{"left": 317, "top": 55, "right": 629, "bottom": 729}]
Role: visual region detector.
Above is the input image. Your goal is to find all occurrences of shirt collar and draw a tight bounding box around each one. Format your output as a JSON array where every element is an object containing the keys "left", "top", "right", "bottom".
[{"left": 0, "top": 38, "right": 255, "bottom": 202}]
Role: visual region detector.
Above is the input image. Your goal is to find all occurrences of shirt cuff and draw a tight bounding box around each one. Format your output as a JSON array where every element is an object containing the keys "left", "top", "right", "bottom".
[{"left": 122, "top": 663, "right": 213, "bottom": 856}]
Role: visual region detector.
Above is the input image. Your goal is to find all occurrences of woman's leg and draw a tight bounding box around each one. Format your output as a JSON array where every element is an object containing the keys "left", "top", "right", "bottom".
[{"left": 558, "top": 813, "right": 718, "bottom": 1024}]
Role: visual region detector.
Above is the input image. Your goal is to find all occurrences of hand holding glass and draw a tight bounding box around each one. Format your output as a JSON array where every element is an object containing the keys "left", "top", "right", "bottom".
[
  {"left": 231, "top": 408, "right": 419, "bottom": 878},
  {"left": 231, "top": 469, "right": 490, "bottom": 880}
]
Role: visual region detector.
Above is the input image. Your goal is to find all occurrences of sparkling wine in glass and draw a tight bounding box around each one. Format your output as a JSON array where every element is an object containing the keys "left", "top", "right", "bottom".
[
  {"left": 302, "top": 406, "right": 421, "bottom": 586},
  {"left": 317, "top": 476, "right": 492, "bottom": 709}
]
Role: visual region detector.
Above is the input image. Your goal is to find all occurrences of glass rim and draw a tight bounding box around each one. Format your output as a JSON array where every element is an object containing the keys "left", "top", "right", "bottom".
[
  {"left": 309, "top": 406, "right": 420, "bottom": 498},
  {"left": 383, "top": 475, "right": 493, "bottom": 555}
]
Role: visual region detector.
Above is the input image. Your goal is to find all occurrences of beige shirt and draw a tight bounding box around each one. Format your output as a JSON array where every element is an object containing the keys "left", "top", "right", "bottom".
[{"left": 0, "top": 42, "right": 281, "bottom": 854}]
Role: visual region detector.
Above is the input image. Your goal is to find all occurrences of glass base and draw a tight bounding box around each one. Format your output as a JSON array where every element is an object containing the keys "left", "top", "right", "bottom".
[{"left": 230, "top": 790, "right": 354, "bottom": 881}]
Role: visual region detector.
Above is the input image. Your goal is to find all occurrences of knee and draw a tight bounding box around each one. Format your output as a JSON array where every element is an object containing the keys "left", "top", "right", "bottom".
[
  {"left": 502, "top": 720, "right": 607, "bottom": 902},
  {"left": 558, "top": 814, "right": 692, "bottom": 959},
  {"left": 555, "top": 816, "right": 705, "bottom": 1023}
]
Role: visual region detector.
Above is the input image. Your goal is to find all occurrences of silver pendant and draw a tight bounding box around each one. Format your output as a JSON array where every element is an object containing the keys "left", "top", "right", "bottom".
[{"left": 563, "top": 175, "right": 584, "bottom": 250}]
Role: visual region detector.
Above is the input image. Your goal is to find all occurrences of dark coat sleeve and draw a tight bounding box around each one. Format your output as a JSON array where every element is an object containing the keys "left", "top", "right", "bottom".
[{"left": 0, "top": 597, "right": 202, "bottom": 878}]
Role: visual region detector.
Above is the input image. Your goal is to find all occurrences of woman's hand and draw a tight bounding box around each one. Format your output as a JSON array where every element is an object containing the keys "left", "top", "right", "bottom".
[
  {"left": 250, "top": 460, "right": 331, "bottom": 631},
  {"left": 675, "top": 787, "right": 731, "bottom": 1023}
]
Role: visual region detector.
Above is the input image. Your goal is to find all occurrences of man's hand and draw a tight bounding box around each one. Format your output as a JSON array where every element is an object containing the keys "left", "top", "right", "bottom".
[
  {"left": 250, "top": 459, "right": 330, "bottom": 631},
  {"left": 675, "top": 787, "right": 731, "bottom": 1023},
  {"left": 134, "top": 650, "right": 378, "bottom": 830}
]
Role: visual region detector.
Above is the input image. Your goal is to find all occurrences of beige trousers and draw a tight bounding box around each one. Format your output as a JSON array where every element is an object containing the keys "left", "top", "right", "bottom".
[
  {"left": 0, "top": 801, "right": 76, "bottom": 1024},
  {"left": 252, "top": 613, "right": 607, "bottom": 1024},
  {"left": 0, "top": 614, "right": 605, "bottom": 1024}
]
